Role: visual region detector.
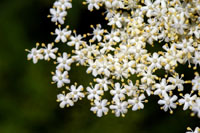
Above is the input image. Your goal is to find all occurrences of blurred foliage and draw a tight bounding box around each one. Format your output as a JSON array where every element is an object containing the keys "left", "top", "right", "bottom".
[{"left": 0, "top": 0, "right": 199, "bottom": 133}]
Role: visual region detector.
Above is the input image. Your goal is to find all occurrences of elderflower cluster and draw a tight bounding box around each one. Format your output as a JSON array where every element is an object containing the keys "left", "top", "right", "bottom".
[{"left": 26, "top": 0, "right": 200, "bottom": 131}]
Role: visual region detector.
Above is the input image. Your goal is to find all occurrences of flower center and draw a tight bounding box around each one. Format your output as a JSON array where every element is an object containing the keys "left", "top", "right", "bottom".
[
  {"left": 186, "top": 98, "right": 190, "bottom": 102},
  {"left": 93, "top": 90, "right": 97, "bottom": 94},
  {"left": 63, "top": 60, "right": 66, "bottom": 64},
  {"left": 117, "top": 90, "right": 121, "bottom": 94},
  {"left": 60, "top": 32, "right": 64, "bottom": 36},
  {"left": 98, "top": 105, "right": 102, "bottom": 109},
  {"left": 74, "top": 91, "right": 78, "bottom": 95},
  {"left": 166, "top": 100, "right": 170, "bottom": 105},
  {"left": 59, "top": 76, "right": 63, "bottom": 80}
]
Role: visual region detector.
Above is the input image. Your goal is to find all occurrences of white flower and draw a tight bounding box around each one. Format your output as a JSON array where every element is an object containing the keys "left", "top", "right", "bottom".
[
  {"left": 124, "top": 81, "right": 137, "bottom": 97},
  {"left": 140, "top": 84, "right": 152, "bottom": 96},
  {"left": 168, "top": 75, "right": 184, "bottom": 91},
  {"left": 87, "top": 84, "right": 103, "bottom": 101},
  {"left": 96, "top": 57, "right": 111, "bottom": 77},
  {"left": 67, "top": 34, "right": 85, "bottom": 50},
  {"left": 54, "top": 0, "right": 72, "bottom": 10},
  {"left": 175, "top": 39, "right": 195, "bottom": 54},
  {"left": 90, "top": 99, "right": 109, "bottom": 117},
  {"left": 131, "top": 45, "right": 147, "bottom": 60},
  {"left": 172, "top": 12, "right": 188, "bottom": 34},
  {"left": 122, "top": 60, "right": 136, "bottom": 75},
  {"left": 54, "top": 27, "right": 71, "bottom": 43},
  {"left": 192, "top": 75, "right": 200, "bottom": 91},
  {"left": 147, "top": 53, "right": 162, "bottom": 69},
  {"left": 141, "top": 70, "right": 156, "bottom": 86},
  {"left": 86, "top": 59, "right": 98, "bottom": 76},
  {"left": 162, "top": 45, "right": 184, "bottom": 69},
  {"left": 56, "top": 52, "right": 73, "bottom": 70},
  {"left": 110, "top": 98, "right": 128, "bottom": 117},
  {"left": 104, "top": 8, "right": 115, "bottom": 19},
  {"left": 52, "top": 70, "right": 70, "bottom": 88},
  {"left": 104, "top": 1, "right": 112, "bottom": 8},
  {"left": 136, "top": 63, "right": 147, "bottom": 73},
  {"left": 111, "top": 0, "right": 124, "bottom": 8},
  {"left": 72, "top": 50, "right": 87, "bottom": 65},
  {"left": 90, "top": 24, "right": 104, "bottom": 42},
  {"left": 188, "top": 25, "right": 200, "bottom": 39},
  {"left": 43, "top": 43, "right": 58, "bottom": 60},
  {"left": 128, "top": 94, "right": 146, "bottom": 111},
  {"left": 84, "top": 43, "right": 99, "bottom": 58},
  {"left": 27, "top": 47, "right": 43, "bottom": 64},
  {"left": 57, "top": 93, "right": 74, "bottom": 108},
  {"left": 191, "top": 98, "right": 200, "bottom": 118},
  {"left": 179, "top": 93, "right": 197, "bottom": 110},
  {"left": 104, "top": 29, "right": 120, "bottom": 43},
  {"left": 95, "top": 77, "right": 111, "bottom": 91},
  {"left": 158, "top": 94, "right": 178, "bottom": 112},
  {"left": 86, "top": 0, "right": 100, "bottom": 11},
  {"left": 110, "top": 83, "right": 126, "bottom": 100},
  {"left": 99, "top": 41, "right": 115, "bottom": 54},
  {"left": 108, "top": 13, "right": 122, "bottom": 28},
  {"left": 68, "top": 85, "right": 85, "bottom": 102},
  {"left": 193, "top": 51, "right": 200, "bottom": 67},
  {"left": 154, "top": 78, "right": 175, "bottom": 96},
  {"left": 50, "top": 8, "right": 67, "bottom": 24}
]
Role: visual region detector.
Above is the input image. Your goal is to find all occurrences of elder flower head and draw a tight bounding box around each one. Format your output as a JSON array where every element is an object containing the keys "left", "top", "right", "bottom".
[{"left": 27, "top": 0, "right": 200, "bottom": 131}]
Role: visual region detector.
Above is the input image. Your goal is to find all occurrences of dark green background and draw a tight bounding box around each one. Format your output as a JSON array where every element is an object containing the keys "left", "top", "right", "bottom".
[{"left": 0, "top": 0, "right": 199, "bottom": 133}]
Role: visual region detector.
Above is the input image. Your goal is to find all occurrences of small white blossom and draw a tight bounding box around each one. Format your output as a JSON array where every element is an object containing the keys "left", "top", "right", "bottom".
[
  {"left": 57, "top": 93, "right": 74, "bottom": 108},
  {"left": 104, "top": 29, "right": 120, "bottom": 43},
  {"left": 189, "top": 25, "right": 200, "bottom": 39},
  {"left": 128, "top": 94, "right": 146, "bottom": 111},
  {"left": 67, "top": 34, "right": 85, "bottom": 50},
  {"left": 56, "top": 52, "right": 73, "bottom": 70},
  {"left": 192, "top": 75, "right": 200, "bottom": 91},
  {"left": 90, "top": 99, "right": 109, "bottom": 117},
  {"left": 192, "top": 98, "right": 200, "bottom": 118},
  {"left": 124, "top": 81, "right": 137, "bottom": 97},
  {"left": 86, "top": 0, "right": 100, "bottom": 11},
  {"left": 54, "top": 27, "right": 71, "bottom": 43},
  {"left": 147, "top": 53, "right": 162, "bottom": 69},
  {"left": 50, "top": 8, "right": 67, "bottom": 24},
  {"left": 95, "top": 77, "right": 111, "bottom": 91},
  {"left": 86, "top": 59, "right": 98, "bottom": 76},
  {"left": 87, "top": 84, "right": 103, "bottom": 101},
  {"left": 68, "top": 85, "right": 85, "bottom": 102},
  {"left": 72, "top": 49, "right": 87, "bottom": 65},
  {"left": 154, "top": 78, "right": 175, "bottom": 96},
  {"left": 96, "top": 57, "right": 111, "bottom": 77},
  {"left": 52, "top": 70, "right": 70, "bottom": 88},
  {"left": 158, "top": 94, "right": 178, "bottom": 112},
  {"left": 179, "top": 93, "right": 197, "bottom": 110},
  {"left": 110, "top": 83, "right": 126, "bottom": 100},
  {"left": 193, "top": 51, "right": 200, "bottom": 67},
  {"left": 168, "top": 75, "right": 184, "bottom": 91},
  {"left": 54, "top": 0, "right": 72, "bottom": 10},
  {"left": 27, "top": 47, "right": 43, "bottom": 64},
  {"left": 108, "top": 13, "right": 122, "bottom": 28},
  {"left": 43, "top": 43, "right": 58, "bottom": 60},
  {"left": 110, "top": 98, "right": 128, "bottom": 117},
  {"left": 90, "top": 24, "right": 104, "bottom": 42}
]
